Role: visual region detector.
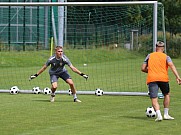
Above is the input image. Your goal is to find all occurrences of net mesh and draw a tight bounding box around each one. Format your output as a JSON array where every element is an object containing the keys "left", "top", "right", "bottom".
[{"left": 0, "top": 2, "right": 164, "bottom": 93}]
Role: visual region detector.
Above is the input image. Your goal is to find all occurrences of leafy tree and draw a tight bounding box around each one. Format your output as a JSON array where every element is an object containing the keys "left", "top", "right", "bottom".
[{"left": 158, "top": 0, "right": 181, "bottom": 37}]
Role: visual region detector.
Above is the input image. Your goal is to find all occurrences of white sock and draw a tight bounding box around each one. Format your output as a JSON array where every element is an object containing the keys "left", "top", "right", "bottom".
[
  {"left": 51, "top": 92, "right": 55, "bottom": 97},
  {"left": 156, "top": 110, "right": 162, "bottom": 118},
  {"left": 164, "top": 108, "right": 169, "bottom": 116},
  {"left": 73, "top": 94, "right": 77, "bottom": 99}
]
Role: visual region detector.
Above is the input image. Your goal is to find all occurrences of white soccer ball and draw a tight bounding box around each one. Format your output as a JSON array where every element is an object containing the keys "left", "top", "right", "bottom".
[
  {"left": 95, "top": 88, "right": 103, "bottom": 96},
  {"left": 145, "top": 107, "right": 156, "bottom": 118},
  {"left": 68, "top": 89, "right": 72, "bottom": 95},
  {"left": 32, "top": 87, "right": 41, "bottom": 94},
  {"left": 147, "top": 91, "right": 150, "bottom": 95},
  {"left": 10, "top": 86, "right": 19, "bottom": 94},
  {"left": 43, "top": 87, "right": 51, "bottom": 95}
]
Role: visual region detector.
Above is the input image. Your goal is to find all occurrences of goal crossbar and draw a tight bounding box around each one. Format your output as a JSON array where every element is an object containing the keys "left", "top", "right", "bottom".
[{"left": 0, "top": 1, "right": 157, "bottom": 6}]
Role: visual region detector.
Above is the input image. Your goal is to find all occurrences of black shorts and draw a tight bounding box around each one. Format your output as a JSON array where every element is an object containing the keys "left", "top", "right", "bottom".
[
  {"left": 148, "top": 82, "right": 170, "bottom": 98},
  {"left": 50, "top": 71, "right": 71, "bottom": 84}
]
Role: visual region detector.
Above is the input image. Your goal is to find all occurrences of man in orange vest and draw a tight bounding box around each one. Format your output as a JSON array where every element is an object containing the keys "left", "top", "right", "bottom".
[{"left": 141, "top": 41, "right": 181, "bottom": 122}]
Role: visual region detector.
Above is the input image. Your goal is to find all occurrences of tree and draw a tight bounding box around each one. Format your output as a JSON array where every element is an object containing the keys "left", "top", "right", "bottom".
[{"left": 159, "top": 0, "right": 181, "bottom": 37}]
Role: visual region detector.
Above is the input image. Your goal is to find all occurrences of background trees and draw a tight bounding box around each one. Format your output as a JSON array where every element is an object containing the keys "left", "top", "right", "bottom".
[
  {"left": 68, "top": 0, "right": 181, "bottom": 37},
  {"left": 67, "top": 0, "right": 181, "bottom": 57},
  {"left": 159, "top": 0, "right": 181, "bottom": 37}
]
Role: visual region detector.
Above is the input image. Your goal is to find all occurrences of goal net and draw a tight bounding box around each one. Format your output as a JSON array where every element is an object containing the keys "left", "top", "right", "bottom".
[{"left": 0, "top": 1, "right": 165, "bottom": 95}]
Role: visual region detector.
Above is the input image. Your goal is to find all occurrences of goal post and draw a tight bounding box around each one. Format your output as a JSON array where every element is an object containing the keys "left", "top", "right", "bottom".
[{"left": 0, "top": 1, "right": 165, "bottom": 96}]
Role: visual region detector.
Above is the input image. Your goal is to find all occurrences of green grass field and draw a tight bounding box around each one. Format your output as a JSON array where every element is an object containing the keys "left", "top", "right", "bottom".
[
  {"left": 1, "top": 93, "right": 181, "bottom": 135},
  {"left": 0, "top": 48, "right": 181, "bottom": 135}
]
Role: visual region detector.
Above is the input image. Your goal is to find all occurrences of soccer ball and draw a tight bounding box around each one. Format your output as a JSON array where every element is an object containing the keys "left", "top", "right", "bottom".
[
  {"left": 147, "top": 91, "right": 150, "bottom": 95},
  {"left": 95, "top": 88, "right": 103, "bottom": 96},
  {"left": 43, "top": 87, "right": 51, "bottom": 95},
  {"left": 145, "top": 107, "right": 156, "bottom": 118},
  {"left": 68, "top": 89, "right": 72, "bottom": 95},
  {"left": 10, "top": 86, "right": 19, "bottom": 94},
  {"left": 32, "top": 87, "right": 41, "bottom": 94}
]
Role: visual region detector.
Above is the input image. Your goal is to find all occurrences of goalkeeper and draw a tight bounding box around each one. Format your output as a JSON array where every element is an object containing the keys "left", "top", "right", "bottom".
[{"left": 29, "top": 46, "right": 88, "bottom": 102}]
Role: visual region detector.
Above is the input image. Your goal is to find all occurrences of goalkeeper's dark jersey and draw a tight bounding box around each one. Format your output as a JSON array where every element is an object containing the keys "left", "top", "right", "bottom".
[{"left": 45, "top": 54, "right": 72, "bottom": 75}]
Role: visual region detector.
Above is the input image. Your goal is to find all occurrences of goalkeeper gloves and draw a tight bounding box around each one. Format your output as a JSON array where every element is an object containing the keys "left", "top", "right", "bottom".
[
  {"left": 29, "top": 74, "right": 38, "bottom": 81},
  {"left": 80, "top": 73, "right": 89, "bottom": 80}
]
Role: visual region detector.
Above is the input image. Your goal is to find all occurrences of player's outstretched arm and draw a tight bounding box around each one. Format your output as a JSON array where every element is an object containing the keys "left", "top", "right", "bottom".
[
  {"left": 69, "top": 65, "right": 89, "bottom": 80},
  {"left": 29, "top": 65, "right": 47, "bottom": 81},
  {"left": 29, "top": 74, "right": 38, "bottom": 81},
  {"left": 80, "top": 73, "right": 89, "bottom": 80},
  {"left": 176, "top": 78, "right": 181, "bottom": 85},
  {"left": 168, "top": 62, "right": 181, "bottom": 85}
]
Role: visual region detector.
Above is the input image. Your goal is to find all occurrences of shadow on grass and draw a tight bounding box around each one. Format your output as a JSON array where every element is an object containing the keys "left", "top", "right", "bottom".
[
  {"left": 120, "top": 115, "right": 153, "bottom": 121},
  {"left": 32, "top": 99, "right": 73, "bottom": 103}
]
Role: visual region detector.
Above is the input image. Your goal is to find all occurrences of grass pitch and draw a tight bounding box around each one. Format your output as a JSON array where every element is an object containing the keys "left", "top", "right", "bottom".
[
  {"left": 1, "top": 92, "right": 181, "bottom": 135},
  {"left": 0, "top": 49, "right": 181, "bottom": 135}
]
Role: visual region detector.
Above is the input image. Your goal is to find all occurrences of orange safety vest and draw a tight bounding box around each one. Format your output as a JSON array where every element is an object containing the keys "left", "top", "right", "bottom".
[{"left": 147, "top": 52, "right": 169, "bottom": 84}]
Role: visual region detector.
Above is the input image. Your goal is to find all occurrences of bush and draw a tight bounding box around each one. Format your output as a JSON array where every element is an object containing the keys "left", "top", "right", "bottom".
[{"left": 167, "top": 38, "right": 181, "bottom": 58}]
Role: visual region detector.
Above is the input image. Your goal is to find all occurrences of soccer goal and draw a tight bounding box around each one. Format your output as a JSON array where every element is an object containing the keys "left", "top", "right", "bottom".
[{"left": 0, "top": 1, "right": 165, "bottom": 95}]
